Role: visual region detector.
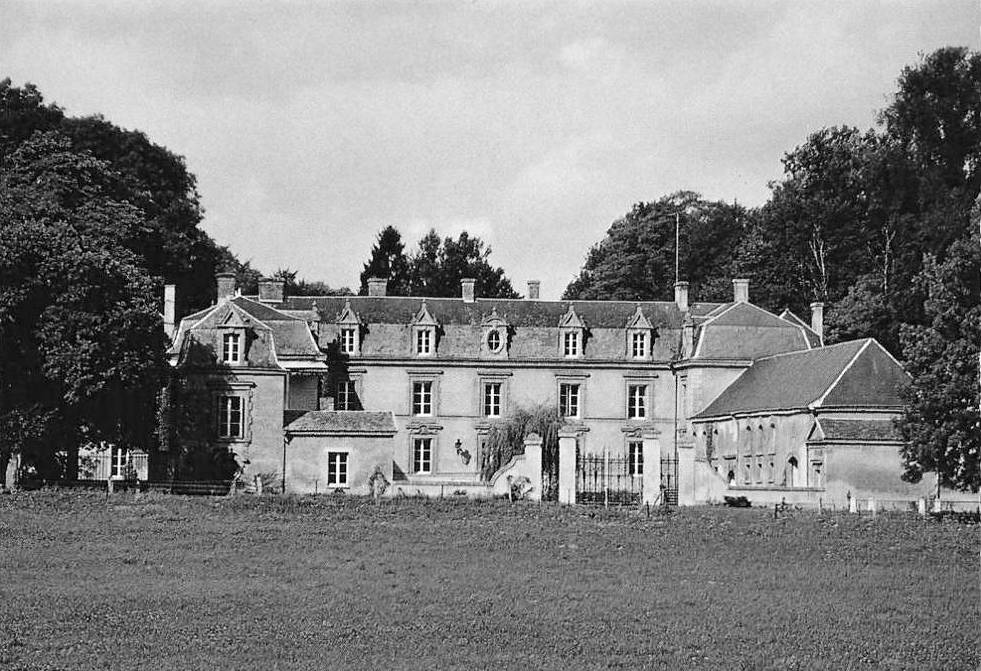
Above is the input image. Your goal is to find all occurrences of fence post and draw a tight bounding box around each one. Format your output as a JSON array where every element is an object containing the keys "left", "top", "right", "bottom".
[
  {"left": 848, "top": 495, "right": 857, "bottom": 514},
  {"left": 558, "top": 428, "right": 578, "bottom": 505},
  {"left": 917, "top": 498, "right": 927, "bottom": 516},
  {"left": 641, "top": 433, "right": 661, "bottom": 506},
  {"left": 522, "top": 433, "right": 543, "bottom": 502}
]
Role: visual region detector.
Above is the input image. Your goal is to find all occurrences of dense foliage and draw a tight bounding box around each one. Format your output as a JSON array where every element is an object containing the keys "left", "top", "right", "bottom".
[{"left": 480, "top": 404, "right": 561, "bottom": 500}]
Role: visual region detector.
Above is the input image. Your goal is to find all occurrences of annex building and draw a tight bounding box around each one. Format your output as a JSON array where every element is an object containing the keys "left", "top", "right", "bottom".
[{"left": 152, "top": 270, "right": 961, "bottom": 508}]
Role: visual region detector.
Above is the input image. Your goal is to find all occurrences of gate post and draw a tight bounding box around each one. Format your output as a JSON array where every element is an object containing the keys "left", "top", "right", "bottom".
[
  {"left": 641, "top": 432, "right": 661, "bottom": 506},
  {"left": 522, "top": 433, "right": 543, "bottom": 502},
  {"left": 677, "top": 444, "right": 695, "bottom": 506},
  {"left": 558, "top": 428, "right": 578, "bottom": 505}
]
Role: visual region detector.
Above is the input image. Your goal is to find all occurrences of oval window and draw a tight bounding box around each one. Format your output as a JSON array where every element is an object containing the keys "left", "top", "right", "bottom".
[{"left": 486, "top": 329, "right": 502, "bottom": 352}]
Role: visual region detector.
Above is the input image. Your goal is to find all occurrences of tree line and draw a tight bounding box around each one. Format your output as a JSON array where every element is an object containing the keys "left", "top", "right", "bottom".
[{"left": 0, "top": 47, "right": 977, "bottom": 490}]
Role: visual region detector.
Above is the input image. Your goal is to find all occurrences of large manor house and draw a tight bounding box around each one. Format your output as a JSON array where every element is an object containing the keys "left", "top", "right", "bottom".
[{"left": 146, "top": 271, "right": 953, "bottom": 507}]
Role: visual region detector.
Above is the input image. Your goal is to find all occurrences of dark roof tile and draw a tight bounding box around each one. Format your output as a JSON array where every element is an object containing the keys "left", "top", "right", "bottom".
[{"left": 283, "top": 410, "right": 397, "bottom": 434}]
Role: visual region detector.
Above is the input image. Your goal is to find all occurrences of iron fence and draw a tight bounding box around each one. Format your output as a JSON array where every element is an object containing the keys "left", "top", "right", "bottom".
[{"left": 575, "top": 452, "right": 642, "bottom": 506}]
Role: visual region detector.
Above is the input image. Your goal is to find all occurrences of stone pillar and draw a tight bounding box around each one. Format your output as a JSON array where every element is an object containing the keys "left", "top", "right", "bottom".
[
  {"left": 522, "top": 433, "right": 543, "bottom": 502},
  {"left": 558, "top": 429, "right": 578, "bottom": 505},
  {"left": 848, "top": 495, "right": 858, "bottom": 513},
  {"left": 641, "top": 434, "right": 661, "bottom": 505},
  {"left": 917, "top": 498, "right": 927, "bottom": 516},
  {"left": 677, "top": 444, "right": 695, "bottom": 506}
]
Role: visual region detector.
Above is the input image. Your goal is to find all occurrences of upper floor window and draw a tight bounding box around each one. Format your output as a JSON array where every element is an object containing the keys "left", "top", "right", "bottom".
[
  {"left": 559, "top": 383, "right": 580, "bottom": 419},
  {"left": 416, "top": 328, "right": 434, "bottom": 356},
  {"left": 327, "top": 452, "right": 348, "bottom": 487},
  {"left": 563, "top": 331, "right": 581, "bottom": 357},
  {"left": 336, "top": 380, "right": 361, "bottom": 411},
  {"left": 217, "top": 395, "right": 243, "bottom": 439},
  {"left": 627, "top": 384, "right": 648, "bottom": 420},
  {"left": 628, "top": 441, "right": 643, "bottom": 476},
  {"left": 340, "top": 327, "right": 358, "bottom": 355},
  {"left": 483, "top": 382, "right": 502, "bottom": 418},
  {"left": 412, "top": 381, "right": 433, "bottom": 416},
  {"left": 222, "top": 332, "right": 242, "bottom": 364},
  {"left": 630, "top": 331, "right": 648, "bottom": 358}
]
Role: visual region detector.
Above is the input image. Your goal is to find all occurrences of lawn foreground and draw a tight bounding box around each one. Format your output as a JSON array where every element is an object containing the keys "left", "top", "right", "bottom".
[{"left": 0, "top": 491, "right": 977, "bottom": 670}]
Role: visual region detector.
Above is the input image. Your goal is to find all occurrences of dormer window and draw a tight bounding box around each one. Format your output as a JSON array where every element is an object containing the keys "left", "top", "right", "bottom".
[
  {"left": 563, "top": 331, "right": 581, "bottom": 357},
  {"left": 487, "top": 330, "right": 502, "bottom": 353},
  {"left": 335, "top": 300, "right": 361, "bottom": 356},
  {"left": 411, "top": 301, "right": 439, "bottom": 358},
  {"left": 222, "top": 332, "right": 242, "bottom": 364},
  {"left": 625, "top": 305, "right": 654, "bottom": 360},
  {"left": 558, "top": 305, "right": 586, "bottom": 359},
  {"left": 480, "top": 308, "right": 510, "bottom": 359}
]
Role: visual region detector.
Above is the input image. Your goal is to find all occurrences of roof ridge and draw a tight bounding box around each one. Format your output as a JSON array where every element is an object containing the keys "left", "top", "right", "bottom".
[
  {"left": 755, "top": 338, "right": 866, "bottom": 363},
  {"left": 811, "top": 340, "right": 871, "bottom": 408}
]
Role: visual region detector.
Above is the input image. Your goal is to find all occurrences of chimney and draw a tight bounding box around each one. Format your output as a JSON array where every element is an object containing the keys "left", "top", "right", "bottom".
[
  {"left": 216, "top": 272, "right": 236, "bottom": 302},
  {"left": 810, "top": 302, "right": 824, "bottom": 343},
  {"left": 674, "top": 281, "right": 689, "bottom": 313},
  {"left": 367, "top": 277, "right": 387, "bottom": 297},
  {"left": 258, "top": 278, "right": 285, "bottom": 303},
  {"left": 527, "top": 280, "right": 541, "bottom": 300},
  {"left": 461, "top": 277, "right": 476, "bottom": 303},
  {"left": 163, "top": 284, "right": 176, "bottom": 338},
  {"left": 732, "top": 278, "right": 750, "bottom": 303}
]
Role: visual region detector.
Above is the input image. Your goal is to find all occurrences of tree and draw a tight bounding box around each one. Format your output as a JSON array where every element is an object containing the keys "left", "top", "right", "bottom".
[
  {"left": 563, "top": 192, "right": 746, "bottom": 302},
  {"left": 480, "top": 404, "right": 561, "bottom": 500},
  {"left": 406, "top": 229, "right": 519, "bottom": 299},
  {"left": 359, "top": 226, "right": 411, "bottom": 295},
  {"left": 0, "top": 132, "right": 168, "bottom": 483},
  {"left": 273, "top": 267, "right": 350, "bottom": 297},
  {"left": 896, "top": 230, "right": 980, "bottom": 492}
]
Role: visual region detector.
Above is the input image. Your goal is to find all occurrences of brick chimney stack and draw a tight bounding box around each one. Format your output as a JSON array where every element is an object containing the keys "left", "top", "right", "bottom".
[
  {"left": 461, "top": 278, "right": 476, "bottom": 303},
  {"left": 674, "top": 281, "right": 689, "bottom": 313},
  {"left": 367, "top": 277, "right": 387, "bottom": 297},
  {"left": 732, "top": 278, "right": 750, "bottom": 303},
  {"left": 527, "top": 280, "right": 541, "bottom": 300},
  {"left": 216, "top": 272, "right": 236, "bottom": 302}
]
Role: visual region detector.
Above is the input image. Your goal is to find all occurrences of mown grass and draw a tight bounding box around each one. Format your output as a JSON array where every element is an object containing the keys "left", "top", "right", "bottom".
[{"left": 0, "top": 491, "right": 977, "bottom": 670}]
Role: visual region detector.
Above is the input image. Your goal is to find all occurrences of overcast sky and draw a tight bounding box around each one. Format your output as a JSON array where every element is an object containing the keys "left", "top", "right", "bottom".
[{"left": 2, "top": 1, "right": 978, "bottom": 299}]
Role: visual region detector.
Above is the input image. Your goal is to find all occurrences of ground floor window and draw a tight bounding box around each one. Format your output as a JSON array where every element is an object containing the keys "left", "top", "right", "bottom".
[
  {"left": 413, "top": 437, "right": 433, "bottom": 474},
  {"left": 628, "top": 441, "right": 643, "bottom": 476},
  {"left": 217, "top": 395, "right": 243, "bottom": 439},
  {"left": 327, "top": 452, "right": 348, "bottom": 487}
]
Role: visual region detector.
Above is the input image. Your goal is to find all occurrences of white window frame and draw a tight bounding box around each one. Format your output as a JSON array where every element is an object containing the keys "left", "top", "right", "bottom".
[
  {"left": 483, "top": 381, "right": 502, "bottom": 418},
  {"left": 412, "top": 437, "right": 433, "bottom": 474},
  {"left": 221, "top": 332, "right": 242, "bottom": 364},
  {"left": 627, "top": 384, "right": 648, "bottom": 420},
  {"left": 339, "top": 327, "right": 358, "bottom": 355},
  {"left": 415, "top": 328, "right": 434, "bottom": 356},
  {"left": 628, "top": 441, "right": 644, "bottom": 477},
  {"left": 411, "top": 380, "right": 434, "bottom": 417},
  {"left": 336, "top": 380, "right": 360, "bottom": 411},
  {"left": 559, "top": 383, "right": 580, "bottom": 419},
  {"left": 562, "top": 330, "right": 581, "bottom": 358},
  {"left": 630, "top": 331, "right": 649, "bottom": 359},
  {"left": 486, "top": 329, "right": 503, "bottom": 353},
  {"left": 327, "top": 451, "right": 348, "bottom": 487},
  {"left": 217, "top": 395, "right": 244, "bottom": 439}
]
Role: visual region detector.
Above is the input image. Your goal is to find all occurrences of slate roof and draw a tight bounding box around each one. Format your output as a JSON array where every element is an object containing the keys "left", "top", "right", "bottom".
[
  {"left": 276, "top": 295, "right": 703, "bottom": 329},
  {"left": 693, "top": 339, "right": 906, "bottom": 419},
  {"left": 283, "top": 410, "right": 397, "bottom": 434},
  {"left": 693, "top": 302, "right": 816, "bottom": 359},
  {"left": 778, "top": 309, "right": 823, "bottom": 348},
  {"left": 816, "top": 419, "right": 902, "bottom": 442}
]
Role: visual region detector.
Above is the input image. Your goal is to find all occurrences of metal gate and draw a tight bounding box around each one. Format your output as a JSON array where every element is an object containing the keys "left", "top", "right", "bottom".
[
  {"left": 661, "top": 456, "right": 678, "bottom": 506},
  {"left": 575, "top": 449, "right": 642, "bottom": 506}
]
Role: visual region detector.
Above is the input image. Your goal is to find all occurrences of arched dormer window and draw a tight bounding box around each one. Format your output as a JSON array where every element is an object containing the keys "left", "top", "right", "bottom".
[
  {"left": 558, "top": 305, "right": 585, "bottom": 358},
  {"left": 481, "top": 307, "right": 509, "bottom": 359},
  {"left": 625, "top": 304, "right": 653, "bottom": 360},
  {"left": 412, "top": 301, "right": 439, "bottom": 357},
  {"left": 336, "top": 300, "right": 361, "bottom": 355}
]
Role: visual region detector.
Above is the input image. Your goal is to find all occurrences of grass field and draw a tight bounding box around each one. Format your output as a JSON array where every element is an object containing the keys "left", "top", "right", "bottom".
[{"left": 0, "top": 492, "right": 977, "bottom": 670}]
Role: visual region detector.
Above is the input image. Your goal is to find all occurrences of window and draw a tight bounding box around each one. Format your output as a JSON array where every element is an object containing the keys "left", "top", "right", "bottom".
[
  {"left": 412, "top": 381, "right": 433, "bottom": 416},
  {"left": 483, "top": 382, "right": 502, "bottom": 417},
  {"left": 327, "top": 452, "right": 348, "bottom": 487},
  {"left": 221, "top": 333, "right": 241, "bottom": 363},
  {"left": 627, "top": 384, "right": 648, "bottom": 420},
  {"left": 486, "top": 329, "right": 503, "bottom": 353},
  {"left": 110, "top": 447, "right": 128, "bottom": 479},
  {"left": 416, "top": 328, "right": 433, "bottom": 356},
  {"left": 563, "top": 331, "right": 581, "bottom": 357},
  {"left": 630, "top": 331, "right": 648, "bottom": 358},
  {"left": 217, "top": 395, "right": 243, "bottom": 439},
  {"left": 340, "top": 327, "right": 357, "bottom": 354},
  {"left": 559, "top": 383, "right": 580, "bottom": 418},
  {"left": 413, "top": 437, "right": 433, "bottom": 474},
  {"left": 336, "top": 380, "right": 360, "bottom": 411},
  {"left": 628, "top": 441, "right": 643, "bottom": 476}
]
